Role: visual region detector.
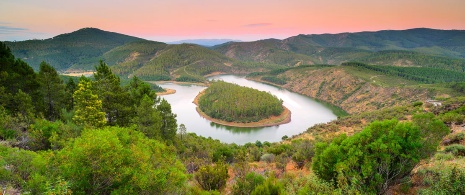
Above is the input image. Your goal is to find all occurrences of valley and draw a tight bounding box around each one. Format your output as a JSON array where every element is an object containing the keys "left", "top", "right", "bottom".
[{"left": 1, "top": 28, "right": 465, "bottom": 194}]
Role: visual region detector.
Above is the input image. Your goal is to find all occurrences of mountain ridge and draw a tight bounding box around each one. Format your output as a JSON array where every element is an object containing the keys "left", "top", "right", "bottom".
[{"left": 4, "top": 27, "right": 465, "bottom": 79}]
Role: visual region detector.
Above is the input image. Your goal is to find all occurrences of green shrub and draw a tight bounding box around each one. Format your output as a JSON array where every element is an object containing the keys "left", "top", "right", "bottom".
[
  {"left": 312, "top": 119, "right": 443, "bottom": 194},
  {"left": 195, "top": 161, "right": 229, "bottom": 191},
  {"left": 232, "top": 172, "right": 265, "bottom": 195},
  {"left": 418, "top": 167, "right": 465, "bottom": 195},
  {"left": 444, "top": 144, "right": 465, "bottom": 156},
  {"left": 260, "top": 153, "right": 275, "bottom": 163},
  {"left": 251, "top": 175, "right": 284, "bottom": 195},
  {"left": 434, "top": 152, "right": 455, "bottom": 161},
  {"left": 448, "top": 132, "right": 465, "bottom": 144}
]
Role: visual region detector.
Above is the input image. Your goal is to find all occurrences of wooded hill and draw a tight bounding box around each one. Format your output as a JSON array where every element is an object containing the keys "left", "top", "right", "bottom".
[
  {"left": 214, "top": 28, "right": 465, "bottom": 67},
  {"left": 4, "top": 28, "right": 143, "bottom": 71},
  {"left": 4, "top": 28, "right": 465, "bottom": 81},
  {"left": 198, "top": 81, "right": 284, "bottom": 123}
]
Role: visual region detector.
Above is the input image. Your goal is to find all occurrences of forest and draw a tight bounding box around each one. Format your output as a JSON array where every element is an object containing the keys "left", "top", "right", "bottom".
[
  {"left": 1, "top": 40, "right": 465, "bottom": 194},
  {"left": 342, "top": 62, "right": 465, "bottom": 83},
  {"left": 198, "top": 81, "right": 284, "bottom": 123}
]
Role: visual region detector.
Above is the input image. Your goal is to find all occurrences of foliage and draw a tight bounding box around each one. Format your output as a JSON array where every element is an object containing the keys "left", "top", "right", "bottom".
[
  {"left": 418, "top": 167, "right": 465, "bottom": 195},
  {"left": 195, "top": 161, "right": 229, "bottom": 191},
  {"left": 444, "top": 144, "right": 465, "bottom": 157},
  {"left": 157, "top": 99, "right": 178, "bottom": 143},
  {"left": 313, "top": 119, "right": 427, "bottom": 194},
  {"left": 282, "top": 174, "right": 339, "bottom": 195},
  {"left": 290, "top": 139, "right": 314, "bottom": 169},
  {"left": 4, "top": 28, "right": 143, "bottom": 71},
  {"left": 64, "top": 78, "right": 77, "bottom": 111},
  {"left": 93, "top": 60, "right": 133, "bottom": 126},
  {"left": 54, "top": 127, "right": 187, "bottom": 194},
  {"left": 133, "top": 94, "right": 162, "bottom": 139},
  {"left": 261, "top": 76, "right": 287, "bottom": 85},
  {"left": 27, "top": 119, "right": 62, "bottom": 151},
  {"left": 354, "top": 50, "right": 465, "bottom": 72},
  {"left": 260, "top": 153, "right": 275, "bottom": 163},
  {"left": 232, "top": 172, "right": 265, "bottom": 195},
  {"left": 175, "top": 75, "right": 205, "bottom": 83},
  {"left": 37, "top": 61, "right": 66, "bottom": 121},
  {"left": 250, "top": 175, "right": 285, "bottom": 195},
  {"left": 199, "top": 81, "right": 284, "bottom": 123},
  {"left": 126, "top": 76, "right": 157, "bottom": 107},
  {"left": 342, "top": 62, "right": 465, "bottom": 83},
  {"left": 72, "top": 78, "right": 106, "bottom": 128},
  {"left": 0, "top": 42, "right": 40, "bottom": 117}
]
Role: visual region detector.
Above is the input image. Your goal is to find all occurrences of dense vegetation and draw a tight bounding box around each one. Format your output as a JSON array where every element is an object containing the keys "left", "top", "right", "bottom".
[
  {"left": 353, "top": 50, "right": 465, "bottom": 72},
  {"left": 198, "top": 81, "right": 284, "bottom": 123},
  {"left": 2, "top": 27, "right": 465, "bottom": 194},
  {"left": 342, "top": 62, "right": 465, "bottom": 83},
  {"left": 4, "top": 28, "right": 142, "bottom": 70}
]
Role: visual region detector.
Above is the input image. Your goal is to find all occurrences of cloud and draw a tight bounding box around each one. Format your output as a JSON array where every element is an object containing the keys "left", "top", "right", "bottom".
[
  {"left": 243, "top": 23, "right": 272, "bottom": 28},
  {"left": 0, "top": 25, "right": 28, "bottom": 34}
]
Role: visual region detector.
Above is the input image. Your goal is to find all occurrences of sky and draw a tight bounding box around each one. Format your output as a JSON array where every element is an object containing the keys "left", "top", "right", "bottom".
[{"left": 1, "top": 0, "right": 465, "bottom": 42}]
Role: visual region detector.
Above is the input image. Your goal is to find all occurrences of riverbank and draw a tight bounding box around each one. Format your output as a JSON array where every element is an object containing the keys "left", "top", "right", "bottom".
[
  {"left": 156, "top": 88, "right": 176, "bottom": 96},
  {"left": 247, "top": 76, "right": 349, "bottom": 117},
  {"left": 148, "top": 80, "right": 208, "bottom": 87},
  {"left": 193, "top": 89, "right": 291, "bottom": 128}
]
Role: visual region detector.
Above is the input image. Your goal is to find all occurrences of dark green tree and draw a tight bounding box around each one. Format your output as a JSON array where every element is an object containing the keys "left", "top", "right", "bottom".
[
  {"left": 127, "top": 76, "right": 157, "bottom": 107},
  {"left": 157, "top": 99, "right": 177, "bottom": 142},
  {"left": 0, "top": 42, "right": 40, "bottom": 116},
  {"left": 133, "top": 94, "right": 162, "bottom": 139},
  {"left": 37, "top": 62, "right": 66, "bottom": 121},
  {"left": 64, "top": 78, "right": 77, "bottom": 111},
  {"left": 93, "top": 60, "right": 133, "bottom": 126}
]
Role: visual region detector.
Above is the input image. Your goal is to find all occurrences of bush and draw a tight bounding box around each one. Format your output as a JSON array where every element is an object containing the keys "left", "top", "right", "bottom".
[
  {"left": 312, "top": 119, "right": 434, "bottom": 194},
  {"left": 418, "top": 167, "right": 465, "bottom": 195},
  {"left": 195, "top": 162, "right": 229, "bottom": 191},
  {"left": 440, "top": 112, "right": 465, "bottom": 124},
  {"left": 260, "top": 154, "right": 275, "bottom": 163},
  {"left": 444, "top": 144, "right": 465, "bottom": 156},
  {"left": 251, "top": 175, "right": 284, "bottom": 195},
  {"left": 232, "top": 172, "right": 265, "bottom": 195},
  {"left": 448, "top": 132, "right": 465, "bottom": 144}
]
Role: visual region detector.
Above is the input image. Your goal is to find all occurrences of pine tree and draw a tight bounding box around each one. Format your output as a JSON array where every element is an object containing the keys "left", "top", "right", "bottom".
[
  {"left": 157, "top": 99, "right": 177, "bottom": 142},
  {"left": 38, "top": 61, "right": 66, "bottom": 121},
  {"left": 93, "top": 60, "right": 133, "bottom": 126},
  {"left": 133, "top": 95, "right": 162, "bottom": 139},
  {"left": 64, "top": 78, "right": 77, "bottom": 111},
  {"left": 73, "top": 78, "right": 106, "bottom": 128}
]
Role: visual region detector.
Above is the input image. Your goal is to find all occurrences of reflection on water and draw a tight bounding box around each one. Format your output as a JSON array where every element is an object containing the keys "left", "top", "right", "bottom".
[{"left": 158, "top": 75, "right": 337, "bottom": 144}]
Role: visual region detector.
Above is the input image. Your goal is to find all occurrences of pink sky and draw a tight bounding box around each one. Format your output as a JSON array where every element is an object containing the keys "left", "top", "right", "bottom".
[{"left": 1, "top": 0, "right": 465, "bottom": 42}]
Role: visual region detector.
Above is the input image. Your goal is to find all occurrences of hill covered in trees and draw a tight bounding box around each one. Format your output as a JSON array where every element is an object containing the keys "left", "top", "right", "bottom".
[
  {"left": 5, "top": 28, "right": 465, "bottom": 83},
  {"left": 2, "top": 36, "right": 465, "bottom": 194},
  {"left": 198, "top": 81, "right": 284, "bottom": 123},
  {"left": 4, "top": 28, "right": 143, "bottom": 71},
  {"left": 215, "top": 28, "right": 465, "bottom": 66}
]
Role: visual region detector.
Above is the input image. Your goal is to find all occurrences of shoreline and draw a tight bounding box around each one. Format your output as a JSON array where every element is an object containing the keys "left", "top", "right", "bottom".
[
  {"left": 148, "top": 80, "right": 208, "bottom": 87},
  {"left": 193, "top": 89, "right": 292, "bottom": 128},
  {"left": 156, "top": 88, "right": 176, "bottom": 96}
]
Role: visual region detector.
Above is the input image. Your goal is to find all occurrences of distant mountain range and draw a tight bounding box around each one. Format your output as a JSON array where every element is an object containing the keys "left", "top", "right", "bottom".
[
  {"left": 3, "top": 27, "right": 465, "bottom": 80},
  {"left": 168, "top": 39, "right": 241, "bottom": 47}
]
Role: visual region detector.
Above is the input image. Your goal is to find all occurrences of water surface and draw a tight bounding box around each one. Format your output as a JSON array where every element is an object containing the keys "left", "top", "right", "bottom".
[{"left": 158, "top": 75, "right": 337, "bottom": 144}]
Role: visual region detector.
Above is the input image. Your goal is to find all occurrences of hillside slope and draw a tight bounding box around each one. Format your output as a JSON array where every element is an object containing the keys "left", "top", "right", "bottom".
[
  {"left": 4, "top": 28, "right": 144, "bottom": 70},
  {"left": 216, "top": 28, "right": 465, "bottom": 66},
  {"left": 249, "top": 65, "right": 436, "bottom": 114}
]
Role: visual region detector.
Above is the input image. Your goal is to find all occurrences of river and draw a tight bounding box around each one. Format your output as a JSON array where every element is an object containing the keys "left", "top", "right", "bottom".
[{"left": 158, "top": 75, "right": 337, "bottom": 144}]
